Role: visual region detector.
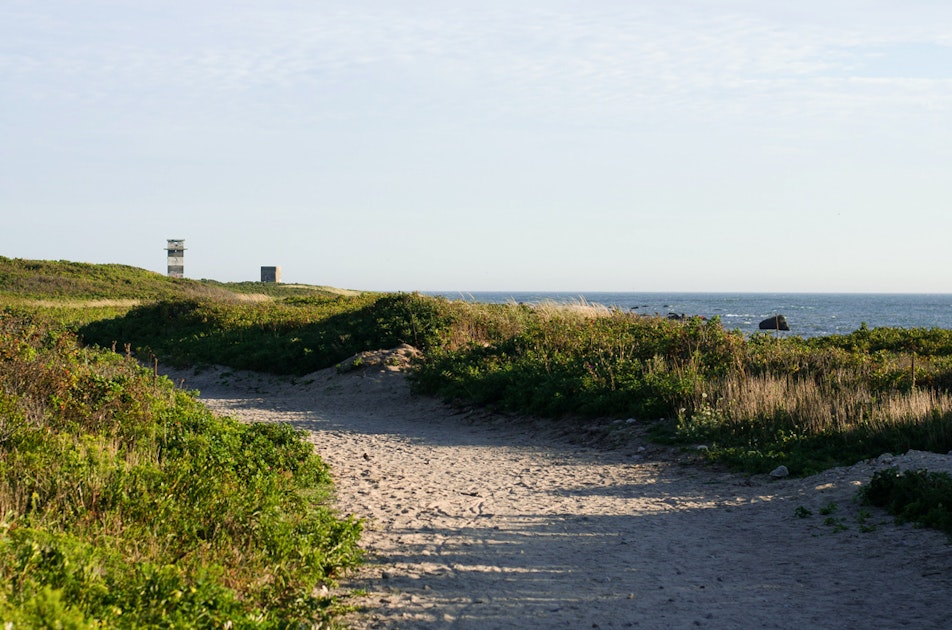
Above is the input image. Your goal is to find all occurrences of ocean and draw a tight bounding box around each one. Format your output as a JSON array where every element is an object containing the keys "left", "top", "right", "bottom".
[{"left": 425, "top": 292, "right": 952, "bottom": 338}]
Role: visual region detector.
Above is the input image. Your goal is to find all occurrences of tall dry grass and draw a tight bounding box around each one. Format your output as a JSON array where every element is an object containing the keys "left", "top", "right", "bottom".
[{"left": 688, "top": 369, "right": 952, "bottom": 436}]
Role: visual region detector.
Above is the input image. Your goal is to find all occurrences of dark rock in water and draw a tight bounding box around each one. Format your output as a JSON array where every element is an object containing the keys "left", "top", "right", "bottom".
[{"left": 759, "top": 315, "right": 790, "bottom": 331}]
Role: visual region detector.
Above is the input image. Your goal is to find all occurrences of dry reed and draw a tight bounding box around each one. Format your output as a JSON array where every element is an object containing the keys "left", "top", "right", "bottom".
[{"left": 692, "top": 369, "right": 952, "bottom": 437}]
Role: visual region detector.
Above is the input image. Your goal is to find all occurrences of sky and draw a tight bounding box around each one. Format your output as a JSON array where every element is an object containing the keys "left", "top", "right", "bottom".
[{"left": 3, "top": 1, "right": 952, "bottom": 293}]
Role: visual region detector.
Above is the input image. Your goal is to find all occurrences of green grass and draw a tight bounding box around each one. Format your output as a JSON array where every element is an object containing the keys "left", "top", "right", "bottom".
[
  {"left": 9, "top": 257, "right": 952, "bottom": 540},
  {"left": 0, "top": 310, "right": 362, "bottom": 627},
  {"left": 198, "top": 279, "right": 360, "bottom": 299},
  {"left": 67, "top": 274, "right": 952, "bottom": 476},
  {"left": 0, "top": 256, "right": 226, "bottom": 302},
  {"left": 0, "top": 256, "right": 357, "bottom": 305}
]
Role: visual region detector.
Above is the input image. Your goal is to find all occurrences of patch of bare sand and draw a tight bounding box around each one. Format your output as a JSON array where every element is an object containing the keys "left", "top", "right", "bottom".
[{"left": 163, "top": 351, "right": 952, "bottom": 630}]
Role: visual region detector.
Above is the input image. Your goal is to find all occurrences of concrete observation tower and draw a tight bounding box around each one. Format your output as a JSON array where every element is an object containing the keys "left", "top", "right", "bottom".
[{"left": 165, "top": 239, "right": 186, "bottom": 278}]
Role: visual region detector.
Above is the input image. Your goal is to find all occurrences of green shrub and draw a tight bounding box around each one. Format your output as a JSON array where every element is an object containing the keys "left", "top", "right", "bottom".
[
  {"left": 75, "top": 287, "right": 952, "bottom": 475},
  {"left": 78, "top": 292, "right": 464, "bottom": 375},
  {"left": 861, "top": 467, "right": 952, "bottom": 536},
  {"left": 412, "top": 312, "right": 743, "bottom": 419},
  {"left": 14, "top": 258, "right": 952, "bottom": 480},
  {"left": 0, "top": 311, "right": 362, "bottom": 627}
]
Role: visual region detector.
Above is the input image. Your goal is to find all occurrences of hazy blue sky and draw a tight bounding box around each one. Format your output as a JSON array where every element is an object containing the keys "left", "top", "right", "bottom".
[{"left": 3, "top": 1, "right": 952, "bottom": 292}]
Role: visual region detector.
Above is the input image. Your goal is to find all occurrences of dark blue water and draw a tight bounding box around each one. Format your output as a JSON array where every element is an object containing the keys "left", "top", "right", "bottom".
[{"left": 426, "top": 292, "right": 952, "bottom": 338}]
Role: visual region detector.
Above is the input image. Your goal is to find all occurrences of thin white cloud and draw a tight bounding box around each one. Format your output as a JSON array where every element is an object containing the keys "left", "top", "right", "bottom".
[{"left": 5, "top": 1, "right": 952, "bottom": 126}]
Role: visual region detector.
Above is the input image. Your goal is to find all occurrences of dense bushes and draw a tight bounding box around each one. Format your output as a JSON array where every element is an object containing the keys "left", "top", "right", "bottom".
[
  {"left": 862, "top": 467, "right": 952, "bottom": 536},
  {"left": 77, "top": 290, "right": 952, "bottom": 475},
  {"left": 411, "top": 309, "right": 743, "bottom": 419},
  {"left": 79, "top": 293, "right": 467, "bottom": 374},
  {"left": 0, "top": 310, "right": 362, "bottom": 627},
  {"left": 8, "top": 258, "right": 952, "bottom": 562}
]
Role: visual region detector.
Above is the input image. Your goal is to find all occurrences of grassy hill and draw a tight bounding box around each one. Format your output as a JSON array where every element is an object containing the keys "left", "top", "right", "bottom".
[
  {"left": 0, "top": 261, "right": 366, "bottom": 626},
  {"left": 0, "top": 256, "right": 358, "bottom": 305},
  {"left": 8, "top": 257, "right": 952, "bottom": 473},
  {"left": 3, "top": 254, "right": 952, "bottom": 584}
]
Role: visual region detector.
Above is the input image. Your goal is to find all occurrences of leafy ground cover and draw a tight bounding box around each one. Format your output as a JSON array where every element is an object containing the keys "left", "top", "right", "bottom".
[
  {"left": 0, "top": 309, "right": 362, "bottom": 628},
  {"left": 861, "top": 467, "right": 952, "bottom": 537},
  {"left": 76, "top": 285, "right": 952, "bottom": 476},
  {"left": 7, "top": 258, "right": 952, "bottom": 545},
  {"left": 78, "top": 293, "right": 468, "bottom": 374}
]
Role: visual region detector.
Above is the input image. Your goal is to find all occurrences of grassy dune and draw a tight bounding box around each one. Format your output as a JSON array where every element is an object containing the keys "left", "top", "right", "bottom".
[
  {"left": 72, "top": 285, "right": 952, "bottom": 475},
  {"left": 3, "top": 257, "right": 952, "bottom": 625},
  {"left": 0, "top": 263, "right": 364, "bottom": 627},
  {"left": 0, "top": 256, "right": 357, "bottom": 305}
]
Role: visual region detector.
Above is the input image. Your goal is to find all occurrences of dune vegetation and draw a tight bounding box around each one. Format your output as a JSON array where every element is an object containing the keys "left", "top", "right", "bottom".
[
  {"left": 3, "top": 256, "right": 952, "bottom": 625},
  {"left": 0, "top": 263, "right": 364, "bottom": 627},
  {"left": 75, "top": 290, "right": 952, "bottom": 476}
]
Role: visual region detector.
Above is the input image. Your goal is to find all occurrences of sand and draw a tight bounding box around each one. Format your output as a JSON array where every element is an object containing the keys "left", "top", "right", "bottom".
[{"left": 163, "top": 349, "right": 952, "bottom": 629}]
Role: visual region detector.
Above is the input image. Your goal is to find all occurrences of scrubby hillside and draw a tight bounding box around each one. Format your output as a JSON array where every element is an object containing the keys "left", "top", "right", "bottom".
[
  {"left": 0, "top": 310, "right": 363, "bottom": 627},
  {"left": 7, "top": 257, "right": 952, "bottom": 533},
  {"left": 0, "top": 257, "right": 223, "bottom": 302},
  {"left": 0, "top": 256, "right": 357, "bottom": 304}
]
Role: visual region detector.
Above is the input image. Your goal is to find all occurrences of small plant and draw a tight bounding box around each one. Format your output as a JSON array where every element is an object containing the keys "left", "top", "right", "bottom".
[
  {"left": 675, "top": 397, "right": 725, "bottom": 442},
  {"left": 856, "top": 510, "right": 877, "bottom": 533},
  {"left": 794, "top": 505, "right": 813, "bottom": 518},
  {"left": 819, "top": 501, "right": 838, "bottom": 515}
]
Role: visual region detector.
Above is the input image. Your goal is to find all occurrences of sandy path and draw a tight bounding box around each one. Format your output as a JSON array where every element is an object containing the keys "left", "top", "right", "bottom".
[{"left": 165, "top": 358, "right": 952, "bottom": 629}]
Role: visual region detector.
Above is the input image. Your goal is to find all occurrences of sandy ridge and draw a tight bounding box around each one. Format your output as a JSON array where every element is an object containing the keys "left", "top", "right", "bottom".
[{"left": 163, "top": 354, "right": 952, "bottom": 629}]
